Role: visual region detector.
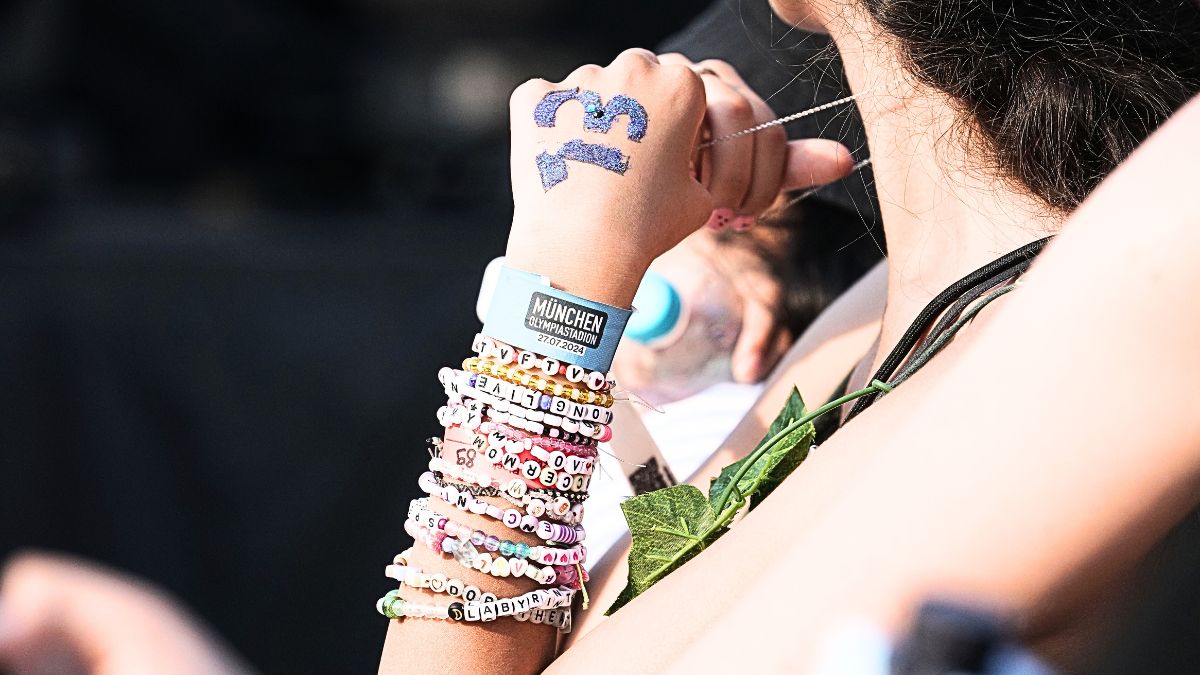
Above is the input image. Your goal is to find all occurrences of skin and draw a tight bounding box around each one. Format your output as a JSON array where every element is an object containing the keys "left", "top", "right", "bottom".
[
  {"left": 381, "top": 48, "right": 851, "bottom": 675},
  {"left": 0, "top": 552, "right": 253, "bottom": 675},
  {"left": 3, "top": 5, "right": 1198, "bottom": 672},
  {"left": 381, "top": 1, "right": 1200, "bottom": 671}
]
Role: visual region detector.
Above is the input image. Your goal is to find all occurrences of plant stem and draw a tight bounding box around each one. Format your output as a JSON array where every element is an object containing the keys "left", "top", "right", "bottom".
[{"left": 709, "top": 380, "right": 892, "bottom": 515}]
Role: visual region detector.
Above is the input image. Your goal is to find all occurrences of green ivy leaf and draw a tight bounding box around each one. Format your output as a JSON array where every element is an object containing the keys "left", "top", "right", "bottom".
[
  {"left": 604, "top": 485, "right": 721, "bottom": 615},
  {"left": 709, "top": 387, "right": 815, "bottom": 511}
]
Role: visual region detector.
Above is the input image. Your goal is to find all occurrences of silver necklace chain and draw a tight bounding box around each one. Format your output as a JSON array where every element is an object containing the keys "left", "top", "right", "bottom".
[
  {"left": 695, "top": 93, "right": 871, "bottom": 203},
  {"left": 697, "top": 94, "right": 861, "bottom": 149}
]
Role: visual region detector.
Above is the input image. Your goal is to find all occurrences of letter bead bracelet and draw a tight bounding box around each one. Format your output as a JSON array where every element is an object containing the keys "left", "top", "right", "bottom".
[
  {"left": 428, "top": 456, "right": 584, "bottom": 524},
  {"left": 441, "top": 368, "right": 614, "bottom": 432},
  {"left": 442, "top": 371, "right": 613, "bottom": 440},
  {"left": 384, "top": 565, "right": 583, "bottom": 628},
  {"left": 418, "top": 473, "right": 586, "bottom": 544},
  {"left": 377, "top": 586, "right": 574, "bottom": 631},
  {"left": 463, "top": 356, "right": 615, "bottom": 409},
  {"left": 404, "top": 516, "right": 569, "bottom": 586},
  {"left": 472, "top": 333, "right": 613, "bottom": 391},
  {"left": 438, "top": 437, "right": 591, "bottom": 496},
  {"left": 405, "top": 505, "right": 587, "bottom": 568},
  {"left": 438, "top": 402, "right": 599, "bottom": 447}
]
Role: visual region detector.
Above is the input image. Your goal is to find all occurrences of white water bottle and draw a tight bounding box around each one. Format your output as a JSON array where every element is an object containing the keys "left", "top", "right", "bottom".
[{"left": 614, "top": 254, "right": 744, "bottom": 407}]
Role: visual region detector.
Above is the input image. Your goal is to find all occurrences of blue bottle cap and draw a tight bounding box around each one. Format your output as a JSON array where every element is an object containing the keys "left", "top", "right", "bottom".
[{"left": 626, "top": 271, "right": 682, "bottom": 344}]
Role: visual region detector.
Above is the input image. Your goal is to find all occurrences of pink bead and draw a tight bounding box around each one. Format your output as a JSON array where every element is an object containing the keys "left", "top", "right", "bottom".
[
  {"left": 431, "top": 531, "right": 447, "bottom": 551},
  {"left": 598, "top": 425, "right": 613, "bottom": 443}
]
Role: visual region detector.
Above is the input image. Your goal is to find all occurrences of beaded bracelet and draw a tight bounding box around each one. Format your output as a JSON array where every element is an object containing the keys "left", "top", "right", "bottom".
[
  {"left": 429, "top": 466, "right": 586, "bottom": 521},
  {"left": 431, "top": 439, "right": 587, "bottom": 508},
  {"left": 463, "top": 357, "right": 616, "bottom": 410},
  {"left": 478, "top": 420, "right": 598, "bottom": 457},
  {"left": 418, "top": 473, "right": 586, "bottom": 543},
  {"left": 465, "top": 369, "right": 615, "bottom": 425},
  {"left": 439, "top": 367, "right": 614, "bottom": 437},
  {"left": 406, "top": 503, "right": 587, "bottom": 567},
  {"left": 405, "top": 501, "right": 586, "bottom": 587},
  {"left": 439, "top": 402, "right": 599, "bottom": 447},
  {"left": 472, "top": 333, "right": 614, "bottom": 391},
  {"left": 404, "top": 516, "right": 565, "bottom": 585},
  {"left": 439, "top": 437, "right": 591, "bottom": 496},
  {"left": 474, "top": 429, "right": 594, "bottom": 478},
  {"left": 429, "top": 457, "right": 585, "bottom": 523},
  {"left": 479, "top": 425, "right": 597, "bottom": 471},
  {"left": 441, "top": 370, "right": 613, "bottom": 439},
  {"left": 377, "top": 586, "right": 574, "bottom": 630}
]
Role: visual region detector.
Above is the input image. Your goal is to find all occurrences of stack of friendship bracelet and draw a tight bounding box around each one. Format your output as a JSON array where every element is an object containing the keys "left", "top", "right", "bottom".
[
  {"left": 378, "top": 263, "right": 633, "bottom": 634},
  {"left": 378, "top": 264, "right": 633, "bottom": 635}
]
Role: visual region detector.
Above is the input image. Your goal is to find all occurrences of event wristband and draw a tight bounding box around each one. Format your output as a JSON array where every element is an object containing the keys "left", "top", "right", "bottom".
[{"left": 482, "top": 265, "right": 632, "bottom": 372}]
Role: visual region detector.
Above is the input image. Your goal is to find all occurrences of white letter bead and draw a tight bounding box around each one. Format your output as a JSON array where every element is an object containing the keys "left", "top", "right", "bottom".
[
  {"left": 510, "top": 558, "right": 528, "bottom": 577},
  {"left": 518, "top": 351, "right": 537, "bottom": 368},
  {"left": 586, "top": 370, "right": 607, "bottom": 390},
  {"left": 541, "top": 358, "right": 559, "bottom": 376},
  {"left": 548, "top": 450, "right": 567, "bottom": 470},
  {"left": 506, "top": 480, "right": 527, "bottom": 498},
  {"left": 502, "top": 509, "right": 522, "bottom": 528},
  {"left": 565, "top": 364, "right": 586, "bottom": 382},
  {"left": 555, "top": 472, "right": 573, "bottom": 491},
  {"left": 570, "top": 473, "right": 587, "bottom": 492},
  {"left": 490, "top": 557, "right": 510, "bottom": 577},
  {"left": 447, "top": 578, "right": 463, "bottom": 596},
  {"left": 522, "top": 460, "right": 540, "bottom": 479}
]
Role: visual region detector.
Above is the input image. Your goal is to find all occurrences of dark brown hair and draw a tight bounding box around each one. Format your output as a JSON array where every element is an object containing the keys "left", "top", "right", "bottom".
[{"left": 862, "top": 0, "right": 1200, "bottom": 210}]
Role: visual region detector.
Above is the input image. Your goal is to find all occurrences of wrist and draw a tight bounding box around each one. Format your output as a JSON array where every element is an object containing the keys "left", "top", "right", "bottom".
[{"left": 505, "top": 221, "right": 651, "bottom": 308}]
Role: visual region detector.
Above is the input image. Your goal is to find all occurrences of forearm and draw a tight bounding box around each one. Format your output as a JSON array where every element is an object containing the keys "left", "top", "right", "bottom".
[{"left": 378, "top": 222, "right": 640, "bottom": 673}]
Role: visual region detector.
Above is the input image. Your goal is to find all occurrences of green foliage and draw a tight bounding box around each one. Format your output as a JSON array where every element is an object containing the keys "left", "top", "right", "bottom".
[
  {"left": 709, "top": 388, "right": 814, "bottom": 512},
  {"left": 606, "top": 388, "right": 817, "bottom": 615},
  {"left": 606, "top": 485, "right": 719, "bottom": 614}
]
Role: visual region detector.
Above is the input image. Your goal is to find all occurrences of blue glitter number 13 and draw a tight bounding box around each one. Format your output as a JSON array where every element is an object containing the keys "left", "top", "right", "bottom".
[{"left": 533, "top": 88, "right": 648, "bottom": 190}]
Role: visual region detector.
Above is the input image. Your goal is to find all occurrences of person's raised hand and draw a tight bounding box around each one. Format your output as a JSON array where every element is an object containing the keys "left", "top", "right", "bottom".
[
  {"left": 506, "top": 48, "right": 712, "bottom": 307},
  {"left": 658, "top": 54, "right": 855, "bottom": 233},
  {"left": 505, "top": 49, "right": 853, "bottom": 308},
  {"left": 0, "top": 552, "right": 254, "bottom": 675}
]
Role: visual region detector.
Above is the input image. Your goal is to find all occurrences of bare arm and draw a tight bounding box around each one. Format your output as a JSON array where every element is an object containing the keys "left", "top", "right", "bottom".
[
  {"left": 550, "top": 95, "right": 1200, "bottom": 673},
  {"left": 569, "top": 260, "right": 886, "bottom": 640}
]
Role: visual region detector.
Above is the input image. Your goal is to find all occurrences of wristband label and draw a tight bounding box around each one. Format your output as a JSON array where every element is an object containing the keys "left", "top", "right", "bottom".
[
  {"left": 483, "top": 266, "right": 632, "bottom": 372},
  {"left": 525, "top": 293, "right": 606, "bottom": 350}
]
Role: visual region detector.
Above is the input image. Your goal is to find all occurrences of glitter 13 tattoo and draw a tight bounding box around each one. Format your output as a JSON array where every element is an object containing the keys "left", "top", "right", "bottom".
[{"left": 532, "top": 88, "right": 648, "bottom": 190}]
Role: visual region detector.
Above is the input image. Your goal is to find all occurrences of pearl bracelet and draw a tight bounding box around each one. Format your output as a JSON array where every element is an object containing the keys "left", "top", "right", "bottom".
[
  {"left": 462, "top": 357, "right": 616, "bottom": 410},
  {"left": 472, "top": 333, "right": 614, "bottom": 391}
]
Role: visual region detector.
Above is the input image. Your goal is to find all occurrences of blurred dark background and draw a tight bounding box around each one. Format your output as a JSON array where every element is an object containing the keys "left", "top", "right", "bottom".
[{"left": 0, "top": 1, "right": 880, "bottom": 672}]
